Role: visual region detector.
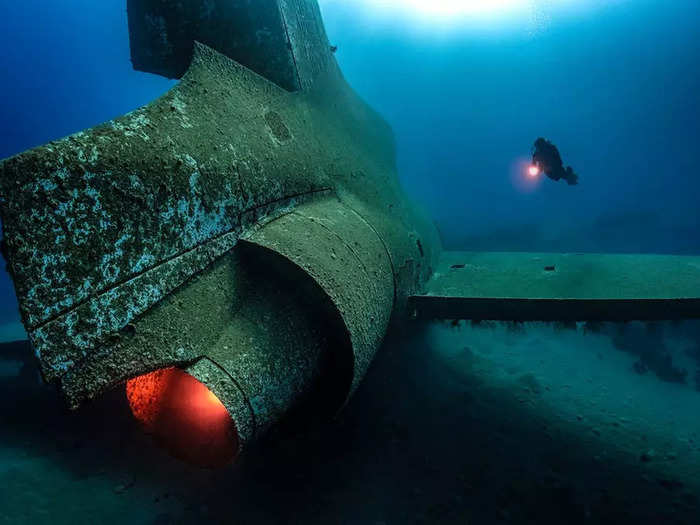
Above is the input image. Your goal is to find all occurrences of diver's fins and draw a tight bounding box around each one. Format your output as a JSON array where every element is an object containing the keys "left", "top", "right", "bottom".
[{"left": 564, "top": 166, "right": 579, "bottom": 185}]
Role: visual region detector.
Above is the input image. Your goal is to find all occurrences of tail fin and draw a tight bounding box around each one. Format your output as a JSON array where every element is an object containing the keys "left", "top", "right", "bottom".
[
  {"left": 127, "top": 0, "right": 336, "bottom": 91},
  {"left": 565, "top": 166, "right": 579, "bottom": 186}
]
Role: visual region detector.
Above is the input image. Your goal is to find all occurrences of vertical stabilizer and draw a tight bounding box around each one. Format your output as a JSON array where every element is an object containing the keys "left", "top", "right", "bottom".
[{"left": 127, "top": 0, "right": 336, "bottom": 91}]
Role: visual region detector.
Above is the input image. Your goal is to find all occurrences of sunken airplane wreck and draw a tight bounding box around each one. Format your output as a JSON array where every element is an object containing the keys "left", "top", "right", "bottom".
[{"left": 1, "top": 0, "right": 700, "bottom": 467}]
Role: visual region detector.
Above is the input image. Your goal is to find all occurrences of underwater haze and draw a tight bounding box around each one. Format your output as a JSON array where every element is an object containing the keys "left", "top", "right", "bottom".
[
  {"left": 1, "top": 1, "right": 700, "bottom": 524},
  {"left": 1, "top": 1, "right": 699, "bottom": 267},
  {"left": 318, "top": 0, "right": 700, "bottom": 255}
]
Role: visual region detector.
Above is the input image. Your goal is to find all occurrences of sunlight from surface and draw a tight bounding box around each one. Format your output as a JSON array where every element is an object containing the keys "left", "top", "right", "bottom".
[
  {"left": 318, "top": 0, "right": 611, "bottom": 34},
  {"left": 373, "top": 0, "right": 531, "bottom": 18}
]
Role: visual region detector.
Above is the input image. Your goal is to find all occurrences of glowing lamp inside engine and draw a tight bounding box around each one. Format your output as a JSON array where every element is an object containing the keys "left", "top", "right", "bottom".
[
  {"left": 126, "top": 367, "right": 239, "bottom": 467},
  {"left": 528, "top": 165, "right": 540, "bottom": 177}
]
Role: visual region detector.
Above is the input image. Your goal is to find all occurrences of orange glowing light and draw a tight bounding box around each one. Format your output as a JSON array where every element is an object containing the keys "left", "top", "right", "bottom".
[
  {"left": 528, "top": 165, "right": 540, "bottom": 177},
  {"left": 126, "top": 367, "right": 239, "bottom": 467}
]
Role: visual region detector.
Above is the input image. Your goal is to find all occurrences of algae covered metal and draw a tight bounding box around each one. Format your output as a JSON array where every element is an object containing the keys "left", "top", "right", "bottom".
[
  {"left": 0, "top": 0, "right": 440, "bottom": 455},
  {"left": 412, "top": 252, "right": 700, "bottom": 322}
]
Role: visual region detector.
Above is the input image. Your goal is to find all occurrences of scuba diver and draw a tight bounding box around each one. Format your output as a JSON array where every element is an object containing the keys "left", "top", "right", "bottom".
[{"left": 531, "top": 137, "right": 579, "bottom": 185}]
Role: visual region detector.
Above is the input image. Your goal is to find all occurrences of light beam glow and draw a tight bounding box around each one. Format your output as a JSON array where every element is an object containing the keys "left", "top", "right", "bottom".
[
  {"left": 378, "top": 0, "right": 531, "bottom": 18},
  {"left": 325, "top": 0, "right": 539, "bottom": 23},
  {"left": 528, "top": 165, "right": 541, "bottom": 177},
  {"left": 511, "top": 158, "right": 543, "bottom": 193},
  {"left": 126, "top": 367, "right": 239, "bottom": 467},
  {"left": 318, "top": 0, "right": 602, "bottom": 33}
]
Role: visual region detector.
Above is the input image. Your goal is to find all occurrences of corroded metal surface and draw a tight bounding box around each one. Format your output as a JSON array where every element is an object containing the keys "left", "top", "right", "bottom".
[
  {"left": 60, "top": 243, "right": 336, "bottom": 455},
  {"left": 127, "top": 0, "right": 335, "bottom": 91},
  {"left": 411, "top": 251, "right": 700, "bottom": 321},
  {"left": 187, "top": 242, "right": 335, "bottom": 448},
  {"left": 58, "top": 252, "right": 245, "bottom": 408},
  {"left": 245, "top": 197, "right": 395, "bottom": 399},
  {"left": 0, "top": 39, "right": 438, "bottom": 388},
  {"left": 128, "top": 0, "right": 297, "bottom": 87},
  {"left": 0, "top": 0, "right": 440, "bottom": 454},
  {"left": 279, "top": 0, "right": 337, "bottom": 90},
  {"left": 186, "top": 358, "right": 256, "bottom": 448}
]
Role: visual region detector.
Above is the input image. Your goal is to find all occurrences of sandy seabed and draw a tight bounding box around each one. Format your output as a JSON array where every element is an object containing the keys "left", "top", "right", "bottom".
[{"left": 1, "top": 320, "right": 700, "bottom": 524}]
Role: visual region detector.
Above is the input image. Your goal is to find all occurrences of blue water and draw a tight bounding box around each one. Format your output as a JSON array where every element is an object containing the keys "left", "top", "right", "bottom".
[
  {"left": 322, "top": 0, "right": 700, "bottom": 254},
  {"left": 1, "top": 2, "right": 698, "bottom": 323},
  {"left": 2, "top": 1, "right": 699, "bottom": 262}
]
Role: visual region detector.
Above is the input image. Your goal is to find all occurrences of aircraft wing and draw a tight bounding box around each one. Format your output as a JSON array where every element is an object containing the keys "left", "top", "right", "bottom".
[{"left": 410, "top": 251, "right": 700, "bottom": 322}]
